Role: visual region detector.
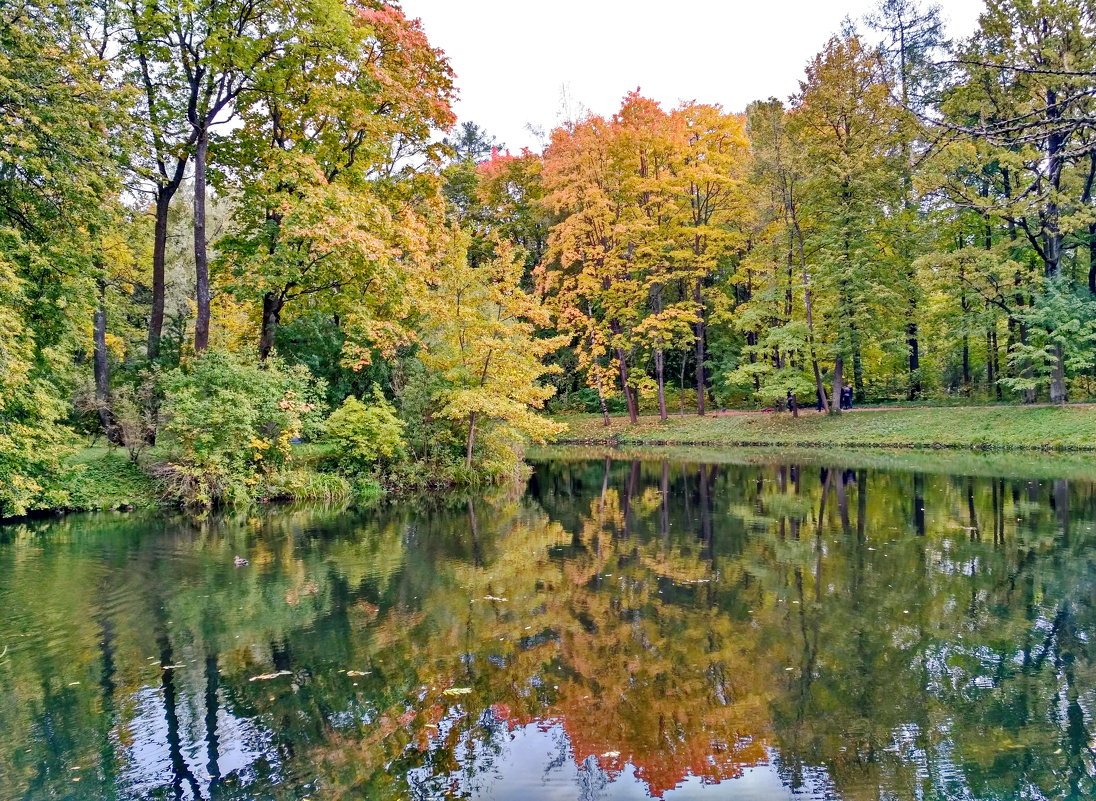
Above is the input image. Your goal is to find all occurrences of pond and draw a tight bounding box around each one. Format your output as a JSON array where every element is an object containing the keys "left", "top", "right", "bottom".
[{"left": 1, "top": 450, "right": 1095, "bottom": 800}]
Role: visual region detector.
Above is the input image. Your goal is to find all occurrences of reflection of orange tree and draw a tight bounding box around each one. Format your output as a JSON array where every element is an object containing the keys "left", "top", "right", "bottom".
[
  {"left": 544, "top": 489, "right": 770, "bottom": 796},
  {"left": 330, "top": 488, "right": 776, "bottom": 799}
]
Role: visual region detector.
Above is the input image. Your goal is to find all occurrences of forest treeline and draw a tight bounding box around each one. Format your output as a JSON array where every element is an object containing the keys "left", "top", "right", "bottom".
[{"left": 3, "top": 0, "right": 1096, "bottom": 514}]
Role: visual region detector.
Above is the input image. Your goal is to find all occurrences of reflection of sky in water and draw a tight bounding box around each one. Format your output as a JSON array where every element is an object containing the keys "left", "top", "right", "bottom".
[
  {"left": 415, "top": 722, "right": 831, "bottom": 800},
  {"left": 121, "top": 682, "right": 275, "bottom": 800}
]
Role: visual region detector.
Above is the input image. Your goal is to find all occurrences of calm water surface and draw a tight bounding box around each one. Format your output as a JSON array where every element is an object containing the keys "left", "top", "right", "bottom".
[{"left": 2, "top": 453, "right": 1096, "bottom": 800}]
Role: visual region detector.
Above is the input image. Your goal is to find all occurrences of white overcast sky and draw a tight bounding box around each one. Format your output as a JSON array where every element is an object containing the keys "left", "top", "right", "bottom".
[{"left": 401, "top": 0, "right": 987, "bottom": 152}]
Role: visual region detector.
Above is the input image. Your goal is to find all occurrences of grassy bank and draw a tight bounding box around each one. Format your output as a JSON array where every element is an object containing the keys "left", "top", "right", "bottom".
[
  {"left": 531, "top": 444, "right": 1096, "bottom": 482},
  {"left": 55, "top": 448, "right": 164, "bottom": 512},
  {"left": 556, "top": 405, "right": 1096, "bottom": 451},
  {"left": 19, "top": 445, "right": 356, "bottom": 519}
]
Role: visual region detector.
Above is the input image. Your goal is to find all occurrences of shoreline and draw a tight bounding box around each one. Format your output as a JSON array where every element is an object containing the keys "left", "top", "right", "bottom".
[{"left": 553, "top": 405, "right": 1096, "bottom": 452}]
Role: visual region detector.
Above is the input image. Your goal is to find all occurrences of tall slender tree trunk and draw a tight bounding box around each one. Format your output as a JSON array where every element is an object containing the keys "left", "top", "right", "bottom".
[
  {"left": 795, "top": 222, "right": 827, "bottom": 411},
  {"left": 148, "top": 191, "right": 172, "bottom": 361},
  {"left": 1088, "top": 222, "right": 1096, "bottom": 296},
  {"left": 1019, "top": 320, "right": 1036, "bottom": 404},
  {"left": 465, "top": 411, "right": 477, "bottom": 468},
  {"left": 851, "top": 329, "right": 864, "bottom": 403},
  {"left": 652, "top": 284, "right": 668, "bottom": 421},
  {"left": 93, "top": 277, "right": 115, "bottom": 441},
  {"left": 586, "top": 303, "right": 611, "bottom": 427},
  {"left": 1046, "top": 86, "right": 1066, "bottom": 404},
  {"left": 655, "top": 349, "right": 667, "bottom": 421},
  {"left": 617, "top": 348, "right": 638, "bottom": 424},
  {"left": 1050, "top": 344, "right": 1067, "bottom": 405},
  {"left": 193, "top": 129, "right": 211, "bottom": 353},
  {"left": 595, "top": 372, "right": 611, "bottom": 427},
  {"left": 991, "top": 327, "right": 1002, "bottom": 400},
  {"left": 830, "top": 356, "right": 844, "bottom": 415},
  {"left": 962, "top": 334, "right": 971, "bottom": 395},
  {"left": 693, "top": 278, "right": 707, "bottom": 416},
  {"left": 986, "top": 326, "right": 996, "bottom": 395},
  {"left": 906, "top": 314, "right": 920, "bottom": 400},
  {"left": 259, "top": 291, "right": 283, "bottom": 361}
]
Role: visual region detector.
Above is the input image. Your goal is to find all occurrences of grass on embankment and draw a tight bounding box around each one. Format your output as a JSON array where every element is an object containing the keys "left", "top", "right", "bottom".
[
  {"left": 530, "top": 444, "right": 1096, "bottom": 482},
  {"left": 556, "top": 405, "right": 1096, "bottom": 451},
  {"left": 57, "top": 447, "right": 163, "bottom": 512},
  {"left": 44, "top": 442, "right": 356, "bottom": 517}
]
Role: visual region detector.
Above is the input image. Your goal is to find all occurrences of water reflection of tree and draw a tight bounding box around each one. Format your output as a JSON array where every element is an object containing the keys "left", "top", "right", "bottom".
[{"left": 1, "top": 465, "right": 1095, "bottom": 800}]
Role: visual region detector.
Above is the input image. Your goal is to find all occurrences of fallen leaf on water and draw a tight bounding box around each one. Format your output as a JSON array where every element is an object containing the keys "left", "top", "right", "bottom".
[
  {"left": 249, "top": 670, "right": 292, "bottom": 682},
  {"left": 601, "top": 751, "right": 620, "bottom": 758},
  {"left": 483, "top": 595, "right": 507, "bottom": 602},
  {"left": 346, "top": 670, "right": 371, "bottom": 677},
  {"left": 161, "top": 665, "right": 186, "bottom": 670},
  {"left": 443, "top": 687, "right": 472, "bottom": 696}
]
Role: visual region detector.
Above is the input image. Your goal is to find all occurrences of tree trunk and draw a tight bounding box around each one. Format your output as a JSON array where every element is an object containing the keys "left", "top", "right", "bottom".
[
  {"left": 93, "top": 278, "right": 115, "bottom": 441},
  {"left": 1089, "top": 222, "right": 1096, "bottom": 295},
  {"left": 991, "top": 327, "right": 1002, "bottom": 400},
  {"left": 655, "top": 348, "right": 667, "bottom": 421},
  {"left": 148, "top": 190, "right": 172, "bottom": 361},
  {"left": 812, "top": 358, "right": 828, "bottom": 412},
  {"left": 986, "top": 327, "right": 996, "bottom": 395},
  {"left": 906, "top": 315, "right": 920, "bottom": 400},
  {"left": 465, "top": 411, "right": 477, "bottom": 469},
  {"left": 1045, "top": 86, "right": 1066, "bottom": 403},
  {"left": 830, "top": 355, "right": 844, "bottom": 415},
  {"left": 694, "top": 278, "right": 707, "bottom": 416},
  {"left": 585, "top": 303, "right": 611, "bottom": 427},
  {"left": 1019, "top": 321, "right": 1036, "bottom": 404},
  {"left": 259, "top": 291, "right": 283, "bottom": 360},
  {"left": 852, "top": 332, "right": 864, "bottom": 403},
  {"left": 962, "top": 334, "right": 971, "bottom": 395},
  {"left": 193, "top": 129, "right": 211, "bottom": 353},
  {"left": 617, "top": 348, "right": 637, "bottom": 424},
  {"left": 798, "top": 229, "right": 827, "bottom": 412},
  {"left": 596, "top": 375, "right": 610, "bottom": 427},
  {"left": 1050, "top": 343, "right": 1067, "bottom": 404}
]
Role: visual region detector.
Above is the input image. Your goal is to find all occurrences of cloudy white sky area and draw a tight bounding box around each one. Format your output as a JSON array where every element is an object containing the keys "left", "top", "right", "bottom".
[{"left": 401, "top": 0, "right": 987, "bottom": 152}]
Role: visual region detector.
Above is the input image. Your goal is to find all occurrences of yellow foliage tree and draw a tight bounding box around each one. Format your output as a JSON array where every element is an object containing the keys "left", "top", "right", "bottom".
[{"left": 422, "top": 233, "right": 567, "bottom": 469}]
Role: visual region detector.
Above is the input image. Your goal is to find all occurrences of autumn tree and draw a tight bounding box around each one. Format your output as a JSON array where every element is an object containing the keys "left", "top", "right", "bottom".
[
  {"left": 421, "top": 235, "right": 566, "bottom": 470},
  {"left": 669, "top": 103, "right": 751, "bottom": 414},
  {"left": 541, "top": 108, "right": 643, "bottom": 423},
  {"left": 217, "top": 1, "right": 456, "bottom": 362}
]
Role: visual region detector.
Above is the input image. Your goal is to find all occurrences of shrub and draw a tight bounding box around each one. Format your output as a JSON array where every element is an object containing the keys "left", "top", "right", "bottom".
[
  {"left": 324, "top": 387, "right": 406, "bottom": 472},
  {"left": 158, "top": 350, "right": 325, "bottom": 506}
]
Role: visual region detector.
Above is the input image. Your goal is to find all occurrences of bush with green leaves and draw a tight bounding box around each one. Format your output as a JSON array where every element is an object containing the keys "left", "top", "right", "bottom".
[
  {"left": 324, "top": 387, "right": 407, "bottom": 472},
  {"left": 157, "top": 350, "right": 325, "bottom": 506}
]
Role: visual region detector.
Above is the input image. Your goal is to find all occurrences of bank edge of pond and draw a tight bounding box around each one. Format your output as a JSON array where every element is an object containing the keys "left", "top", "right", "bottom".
[
  {"left": 531, "top": 444, "right": 1096, "bottom": 483},
  {"left": 555, "top": 405, "right": 1096, "bottom": 453},
  {"left": 3, "top": 443, "right": 516, "bottom": 524}
]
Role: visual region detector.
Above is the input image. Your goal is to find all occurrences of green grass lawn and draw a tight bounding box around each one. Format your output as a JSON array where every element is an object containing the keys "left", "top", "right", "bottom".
[
  {"left": 59, "top": 446, "right": 163, "bottom": 511},
  {"left": 556, "top": 405, "right": 1096, "bottom": 451}
]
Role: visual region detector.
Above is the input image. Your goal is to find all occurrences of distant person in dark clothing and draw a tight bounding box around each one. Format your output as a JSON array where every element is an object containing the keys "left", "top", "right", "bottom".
[{"left": 816, "top": 390, "right": 825, "bottom": 412}]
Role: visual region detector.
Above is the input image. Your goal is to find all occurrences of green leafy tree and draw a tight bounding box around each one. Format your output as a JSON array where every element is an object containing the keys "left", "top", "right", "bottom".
[{"left": 325, "top": 388, "right": 407, "bottom": 471}]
